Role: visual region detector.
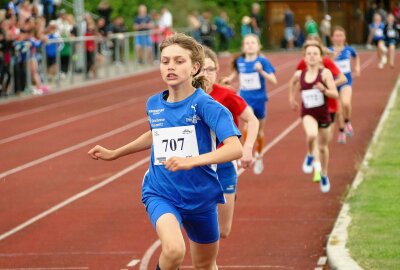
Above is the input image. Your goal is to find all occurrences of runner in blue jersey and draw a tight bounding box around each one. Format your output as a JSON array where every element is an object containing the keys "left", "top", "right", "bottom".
[
  {"left": 201, "top": 46, "right": 259, "bottom": 239},
  {"left": 222, "top": 34, "right": 277, "bottom": 175},
  {"left": 384, "top": 14, "right": 400, "bottom": 68},
  {"left": 329, "top": 26, "right": 360, "bottom": 144},
  {"left": 88, "top": 33, "right": 243, "bottom": 270},
  {"left": 369, "top": 13, "right": 387, "bottom": 69}
]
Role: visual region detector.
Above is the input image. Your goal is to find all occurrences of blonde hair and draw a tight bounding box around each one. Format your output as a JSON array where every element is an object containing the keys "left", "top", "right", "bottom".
[{"left": 160, "top": 33, "right": 209, "bottom": 89}]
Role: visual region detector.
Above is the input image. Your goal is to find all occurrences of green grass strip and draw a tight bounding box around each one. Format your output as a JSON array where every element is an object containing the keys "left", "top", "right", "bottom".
[{"left": 347, "top": 88, "right": 400, "bottom": 270}]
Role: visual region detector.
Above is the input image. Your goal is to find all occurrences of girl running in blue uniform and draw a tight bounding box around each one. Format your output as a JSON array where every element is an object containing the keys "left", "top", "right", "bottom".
[
  {"left": 289, "top": 43, "right": 339, "bottom": 193},
  {"left": 384, "top": 14, "right": 400, "bottom": 68},
  {"left": 222, "top": 34, "right": 277, "bottom": 175},
  {"left": 88, "top": 33, "right": 243, "bottom": 270},
  {"left": 369, "top": 13, "right": 387, "bottom": 69},
  {"left": 201, "top": 46, "right": 259, "bottom": 238},
  {"left": 329, "top": 26, "right": 360, "bottom": 144}
]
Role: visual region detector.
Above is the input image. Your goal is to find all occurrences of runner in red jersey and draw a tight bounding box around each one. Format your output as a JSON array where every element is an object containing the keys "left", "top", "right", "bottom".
[
  {"left": 202, "top": 46, "right": 259, "bottom": 238},
  {"left": 289, "top": 43, "right": 339, "bottom": 193}
]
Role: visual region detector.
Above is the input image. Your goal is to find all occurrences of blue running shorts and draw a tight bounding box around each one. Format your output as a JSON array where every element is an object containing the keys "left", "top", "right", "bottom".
[{"left": 145, "top": 197, "right": 220, "bottom": 244}]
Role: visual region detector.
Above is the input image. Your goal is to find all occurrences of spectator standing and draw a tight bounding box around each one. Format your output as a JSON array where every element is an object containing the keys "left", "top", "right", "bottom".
[
  {"left": 199, "top": 10, "right": 215, "bottom": 49},
  {"left": 214, "top": 11, "right": 231, "bottom": 52},
  {"left": 284, "top": 6, "right": 295, "bottom": 49},
  {"left": 250, "top": 2, "right": 262, "bottom": 36},
  {"left": 84, "top": 18, "right": 97, "bottom": 79},
  {"left": 42, "top": 0, "right": 57, "bottom": 24},
  {"left": 109, "top": 16, "right": 126, "bottom": 63},
  {"left": 320, "top": 14, "right": 332, "bottom": 46},
  {"left": 45, "top": 21, "right": 60, "bottom": 81},
  {"left": 97, "top": 0, "right": 112, "bottom": 27},
  {"left": 305, "top": 15, "right": 319, "bottom": 37},
  {"left": 294, "top": 23, "right": 305, "bottom": 48},
  {"left": 56, "top": 9, "right": 73, "bottom": 77},
  {"left": 133, "top": 4, "right": 153, "bottom": 65},
  {"left": 158, "top": 7, "right": 173, "bottom": 40},
  {"left": 241, "top": 16, "right": 252, "bottom": 37},
  {"left": 187, "top": 10, "right": 201, "bottom": 42},
  {"left": 150, "top": 10, "right": 161, "bottom": 62}
]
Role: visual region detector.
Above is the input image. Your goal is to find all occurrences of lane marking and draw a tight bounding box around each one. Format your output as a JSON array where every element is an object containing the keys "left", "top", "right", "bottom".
[
  {"left": 0, "top": 268, "right": 89, "bottom": 270},
  {"left": 138, "top": 240, "right": 161, "bottom": 270},
  {"left": 0, "top": 117, "right": 147, "bottom": 180},
  {"left": 127, "top": 259, "right": 140, "bottom": 267},
  {"left": 0, "top": 96, "right": 147, "bottom": 145},
  {"left": 0, "top": 72, "right": 160, "bottom": 122},
  {"left": 0, "top": 156, "right": 150, "bottom": 241},
  {"left": 0, "top": 251, "right": 137, "bottom": 257}
]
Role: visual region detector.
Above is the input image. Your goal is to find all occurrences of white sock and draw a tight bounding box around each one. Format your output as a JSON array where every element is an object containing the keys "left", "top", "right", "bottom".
[{"left": 314, "top": 161, "right": 321, "bottom": 171}]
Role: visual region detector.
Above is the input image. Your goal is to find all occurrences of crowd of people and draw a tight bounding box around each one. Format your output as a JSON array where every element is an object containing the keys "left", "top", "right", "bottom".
[{"left": 0, "top": 1, "right": 175, "bottom": 98}]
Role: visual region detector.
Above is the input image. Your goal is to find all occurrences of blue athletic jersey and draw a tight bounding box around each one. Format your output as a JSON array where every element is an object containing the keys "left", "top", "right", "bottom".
[
  {"left": 142, "top": 88, "right": 241, "bottom": 213},
  {"left": 370, "top": 22, "right": 385, "bottom": 41},
  {"left": 236, "top": 56, "right": 275, "bottom": 101},
  {"left": 329, "top": 46, "right": 357, "bottom": 85}
]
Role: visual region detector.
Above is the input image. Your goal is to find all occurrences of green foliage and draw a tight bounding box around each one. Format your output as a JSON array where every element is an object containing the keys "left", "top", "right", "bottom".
[{"left": 81, "top": 0, "right": 264, "bottom": 50}]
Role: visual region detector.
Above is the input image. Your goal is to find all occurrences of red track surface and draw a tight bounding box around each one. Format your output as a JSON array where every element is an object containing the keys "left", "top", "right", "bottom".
[{"left": 0, "top": 52, "right": 398, "bottom": 270}]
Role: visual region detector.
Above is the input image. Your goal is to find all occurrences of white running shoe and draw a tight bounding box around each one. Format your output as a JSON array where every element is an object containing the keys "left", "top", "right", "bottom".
[
  {"left": 320, "top": 175, "right": 331, "bottom": 193},
  {"left": 253, "top": 153, "right": 264, "bottom": 175},
  {"left": 302, "top": 155, "right": 314, "bottom": 174}
]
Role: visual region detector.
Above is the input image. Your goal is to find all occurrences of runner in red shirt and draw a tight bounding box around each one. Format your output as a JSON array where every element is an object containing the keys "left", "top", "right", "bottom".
[{"left": 201, "top": 46, "right": 259, "bottom": 238}]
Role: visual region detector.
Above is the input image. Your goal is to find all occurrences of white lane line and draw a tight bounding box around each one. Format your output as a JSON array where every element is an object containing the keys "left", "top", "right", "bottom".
[
  {"left": 0, "top": 156, "right": 150, "bottom": 241},
  {"left": 139, "top": 119, "right": 302, "bottom": 270},
  {"left": 0, "top": 117, "right": 147, "bottom": 180},
  {"left": 317, "top": 256, "right": 327, "bottom": 266},
  {"left": 237, "top": 118, "right": 301, "bottom": 176},
  {"left": 0, "top": 96, "right": 147, "bottom": 145},
  {"left": 138, "top": 240, "right": 161, "bottom": 270},
  {"left": 0, "top": 251, "right": 136, "bottom": 257},
  {"left": 127, "top": 259, "right": 140, "bottom": 267},
  {"left": 0, "top": 266, "right": 89, "bottom": 270},
  {"left": 0, "top": 76, "right": 158, "bottom": 123}
]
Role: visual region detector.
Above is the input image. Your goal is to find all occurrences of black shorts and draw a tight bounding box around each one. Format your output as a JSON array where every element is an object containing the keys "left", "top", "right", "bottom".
[
  {"left": 319, "top": 122, "right": 331, "bottom": 129},
  {"left": 330, "top": 112, "right": 336, "bottom": 123}
]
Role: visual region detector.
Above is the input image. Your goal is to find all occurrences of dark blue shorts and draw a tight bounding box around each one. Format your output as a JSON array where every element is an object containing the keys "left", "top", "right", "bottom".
[
  {"left": 145, "top": 197, "right": 220, "bottom": 244},
  {"left": 338, "top": 83, "right": 352, "bottom": 91},
  {"left": 217, "top": 162, "right": 238, "bottom": 194},
  {"left": 244, "top": 98, "right": 267, "bottom": 119}
]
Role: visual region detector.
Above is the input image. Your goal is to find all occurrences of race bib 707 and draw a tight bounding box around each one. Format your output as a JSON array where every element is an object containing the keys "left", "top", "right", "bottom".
[{"left": 152, "top": 125, "right": 199, "bottom": 165}]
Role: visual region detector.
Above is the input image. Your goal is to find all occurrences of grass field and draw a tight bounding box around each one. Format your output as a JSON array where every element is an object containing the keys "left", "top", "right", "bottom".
[{"left": 347, "top": 87, "right": 400, "bottom": 270}]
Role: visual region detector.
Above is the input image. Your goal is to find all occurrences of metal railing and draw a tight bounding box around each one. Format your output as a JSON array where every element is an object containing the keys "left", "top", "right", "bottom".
[{"left": 7, "top": 28, "right": 191, "bottom": 96}]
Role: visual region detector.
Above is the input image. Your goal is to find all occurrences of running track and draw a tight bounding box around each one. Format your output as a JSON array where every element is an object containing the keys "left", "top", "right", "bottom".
[{"left": 0, "top": 51, "right": 398, "bottom": 270}]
